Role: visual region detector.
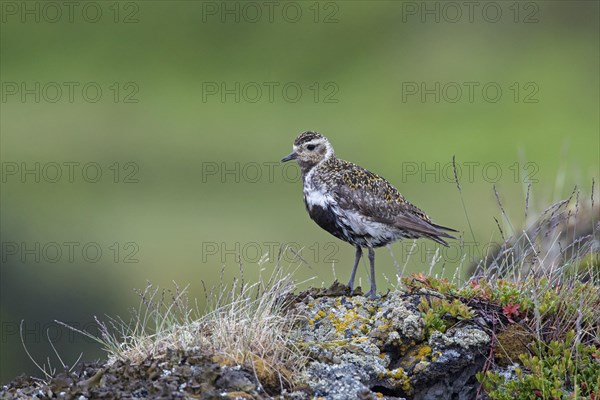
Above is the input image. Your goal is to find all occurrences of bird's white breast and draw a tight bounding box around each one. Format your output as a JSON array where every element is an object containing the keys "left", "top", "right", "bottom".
[
  {"left": 304, "top": 187, "right": 333, "bottom": 210},
  {"left": 303, "top": 163, "right": 335, "bottom": 211}
]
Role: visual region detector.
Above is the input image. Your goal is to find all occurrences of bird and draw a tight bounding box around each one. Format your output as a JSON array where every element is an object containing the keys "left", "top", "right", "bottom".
[{"left": 281, "top": 131, "right": 458, "bottom": 299}]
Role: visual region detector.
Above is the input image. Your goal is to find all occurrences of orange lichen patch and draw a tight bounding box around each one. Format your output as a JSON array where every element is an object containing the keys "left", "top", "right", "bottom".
[
  {"left": 359, "top": 323, "right": 369, "bottom": 334},
  {"left": 328, "top": 308, "right": 367, "bottom": 336},
  {"left": 308, "top": 309, "right": 328, "bottom": 326},
  {"left": 308, "top": 310, "right": 326, "bottom": 326},
  {"left": 415, "top": 345, "right": 432, "bottom": 359},
  {"left": 385, "top": 367, "right": 412, "bottom": 393},
  {"left": 399, "top": 344, "right": 433, "bottom": 368}
]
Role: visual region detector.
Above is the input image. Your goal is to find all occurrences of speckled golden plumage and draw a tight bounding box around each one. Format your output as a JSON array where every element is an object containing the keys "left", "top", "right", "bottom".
[{"left": 282, "top": 131, "right": 458, "bottom": 298}]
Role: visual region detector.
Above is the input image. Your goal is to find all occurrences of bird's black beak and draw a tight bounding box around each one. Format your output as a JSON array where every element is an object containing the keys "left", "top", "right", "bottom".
[{"left": 281, "top": 152, "right": 297, "bottom": 163}]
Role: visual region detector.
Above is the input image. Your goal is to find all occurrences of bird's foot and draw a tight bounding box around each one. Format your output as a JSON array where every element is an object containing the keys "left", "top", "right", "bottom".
[
  {"left": 346, "top": 280, "right": 355, "bottom": 295},
  {"left": 346, "top": 284, "right": 364, "bottom": 297},
  {"left": 365, "top": 289, "right": 378, "bottom": 300}
]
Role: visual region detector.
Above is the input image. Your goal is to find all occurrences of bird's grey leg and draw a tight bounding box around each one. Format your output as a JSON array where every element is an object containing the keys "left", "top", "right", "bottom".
[
  {"left": 366, "top": 247, "right": 377, "bottom": 299},
  {"left": 347, "top": 246, "right": 362, "bottom": 293}
]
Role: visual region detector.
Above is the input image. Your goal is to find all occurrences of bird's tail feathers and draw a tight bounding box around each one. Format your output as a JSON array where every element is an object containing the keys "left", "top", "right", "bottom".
[
  {"left": 429, "top": 223, "right": 459, "bottom": 247},
  {"left": 431, "top": 222, "right": 459, "bottom": 233}
]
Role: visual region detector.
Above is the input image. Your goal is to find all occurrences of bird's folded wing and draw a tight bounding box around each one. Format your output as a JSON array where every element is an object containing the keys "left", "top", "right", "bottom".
[
  {"left": 333, "top": 182, "right": 403, "bottom": 224},
  {"left": 333, "top": 178, "right": 455, "bottom": 240}
]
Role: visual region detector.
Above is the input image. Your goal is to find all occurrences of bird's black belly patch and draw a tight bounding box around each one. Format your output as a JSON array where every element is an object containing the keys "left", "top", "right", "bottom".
[{"left": 308, "top": 204, "right": 346, "bottom": 241}]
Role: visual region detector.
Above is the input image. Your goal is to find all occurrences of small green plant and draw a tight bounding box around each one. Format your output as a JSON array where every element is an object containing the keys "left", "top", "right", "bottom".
[
  {"left": 417, "top": 296, "right": 474, "bottom": 338},
  {"left": 402, "top": 273, "right": 458, "bottom": 296},
  {"left": 404, "top": 190, "right": 600, "bottom": 400},
  {"left": 478, "top": 331, "right": 600, "bottom": 399}
]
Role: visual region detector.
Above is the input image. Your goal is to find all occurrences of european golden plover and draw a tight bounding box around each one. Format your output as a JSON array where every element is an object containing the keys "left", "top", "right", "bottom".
[{"left": 282, "top": 131, "right": 457, "bottom": 299}]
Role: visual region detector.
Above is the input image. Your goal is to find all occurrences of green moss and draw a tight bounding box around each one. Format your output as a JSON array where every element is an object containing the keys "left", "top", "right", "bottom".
[{"left": 494, "top": 323, "right": 535, "bottom": 367}]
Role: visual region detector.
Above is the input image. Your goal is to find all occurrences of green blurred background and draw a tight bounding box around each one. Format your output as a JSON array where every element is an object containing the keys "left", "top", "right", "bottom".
[{"left": 1, "top": 1, "right": 598, "bottom": 383}]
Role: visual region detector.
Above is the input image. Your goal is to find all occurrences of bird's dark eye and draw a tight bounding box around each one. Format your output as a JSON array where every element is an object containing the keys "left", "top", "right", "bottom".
[{"left": 306, "top": 144, "right": 316, "bottom": 151}]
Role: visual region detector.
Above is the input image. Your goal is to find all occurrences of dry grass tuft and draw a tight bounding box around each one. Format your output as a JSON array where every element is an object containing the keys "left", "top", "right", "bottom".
[{"left": 57, "top": 263, "right": 310, "bottom": 390}]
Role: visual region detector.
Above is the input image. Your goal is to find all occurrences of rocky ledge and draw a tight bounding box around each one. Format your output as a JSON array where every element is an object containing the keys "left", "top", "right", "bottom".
[
  {"left": 2, "top": 282, "right": 496, "bottom": 400},
  {"left": 293, "top": 282, "right": 490, "bottom": 400}
]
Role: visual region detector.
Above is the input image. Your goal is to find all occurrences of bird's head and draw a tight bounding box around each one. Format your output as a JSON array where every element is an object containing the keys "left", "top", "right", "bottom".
[{"left": 281, "top": 131, "right": 334, "bottom": 171}]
